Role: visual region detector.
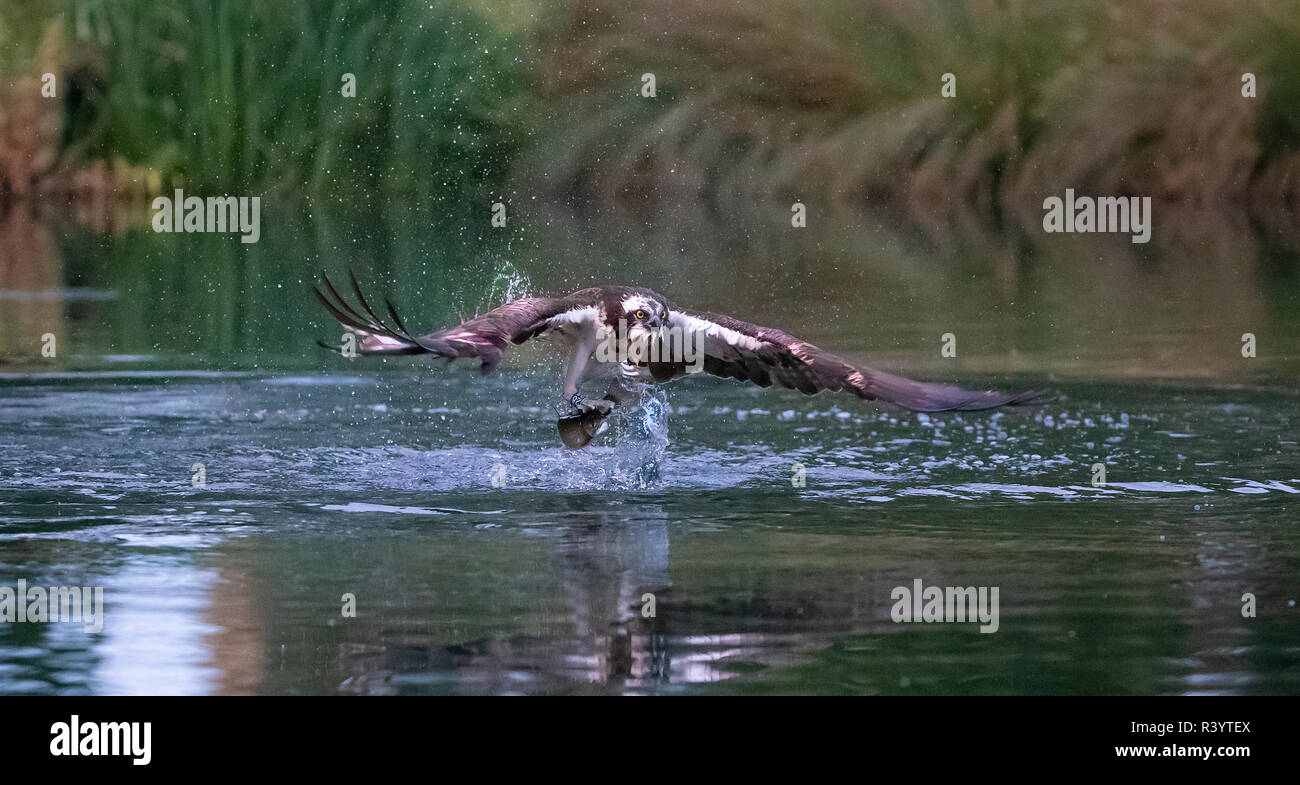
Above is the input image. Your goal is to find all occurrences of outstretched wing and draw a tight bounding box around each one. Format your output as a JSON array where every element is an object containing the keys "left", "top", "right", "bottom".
[
  {"left": 313, "top": 272, "right": 583, "bottom": 373},
  {"left": 667, "top": 311, "right": 1041, "bottom": 412}
]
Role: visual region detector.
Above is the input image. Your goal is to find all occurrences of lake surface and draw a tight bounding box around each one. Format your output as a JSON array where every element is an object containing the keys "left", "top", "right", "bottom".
[{"left": 1, "top": 203, "right": 1298, "bottom": 694}]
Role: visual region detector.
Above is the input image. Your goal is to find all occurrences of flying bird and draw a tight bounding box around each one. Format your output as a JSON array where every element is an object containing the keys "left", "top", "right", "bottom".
[{"left": 314, "top": 274, "right": 1040, "bottom": 448}]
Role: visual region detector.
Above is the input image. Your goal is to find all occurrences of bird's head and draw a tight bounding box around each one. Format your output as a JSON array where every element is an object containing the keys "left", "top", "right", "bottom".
[{"left": 617, "top": 292, "right": 670, "bottom": 333}]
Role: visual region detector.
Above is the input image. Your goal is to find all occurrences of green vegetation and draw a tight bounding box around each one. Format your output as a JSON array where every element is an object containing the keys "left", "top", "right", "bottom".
[
  {"left": 516, "top": 0, "right": 1300, "bottom": 214},
  {"left": 47, "top": 0, "right": 529, "bottom": 204},
  {"left": 3, "top": 0, "right": 1300, "bottom": 214}
]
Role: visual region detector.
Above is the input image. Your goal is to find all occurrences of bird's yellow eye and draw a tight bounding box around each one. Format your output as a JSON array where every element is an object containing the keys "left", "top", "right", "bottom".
[{"left": 635, "top": 310, "right": 646, "bottom": 320}]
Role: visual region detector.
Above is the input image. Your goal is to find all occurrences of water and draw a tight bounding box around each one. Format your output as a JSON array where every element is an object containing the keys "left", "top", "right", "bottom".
[{"left": 1, "top": 204, "right": 1298, "bottom": 694}]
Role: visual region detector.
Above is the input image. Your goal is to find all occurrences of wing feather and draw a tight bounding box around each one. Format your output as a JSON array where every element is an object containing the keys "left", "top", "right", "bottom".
[
  {"left": 314, "top": 273, "right": 585, "bottom": 372},
  {"left": 669, "top": 311, "right": 1041, "bottom": 412}
]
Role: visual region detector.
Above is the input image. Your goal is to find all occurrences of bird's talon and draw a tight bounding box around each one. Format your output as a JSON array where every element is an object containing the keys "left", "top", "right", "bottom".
[{"left": 555, "top": 393, "right": 585, "bottom": 416}]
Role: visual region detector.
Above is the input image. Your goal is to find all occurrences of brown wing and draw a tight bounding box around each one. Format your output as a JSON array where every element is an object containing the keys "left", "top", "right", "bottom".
[
  {"left": 668, "top": 311, "right": 1041, "bottom": 412},
  {"left": 313, "top": 272, "right": 583, "bottom": 373}
]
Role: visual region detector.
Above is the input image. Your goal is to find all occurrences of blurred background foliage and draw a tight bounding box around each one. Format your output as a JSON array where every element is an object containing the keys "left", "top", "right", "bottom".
[
  {"left": 1, "top": 0, "right": 1299, "bottom": 216},
  {"left": 49, "top": 0, "right": 526, "bottom": 204}
]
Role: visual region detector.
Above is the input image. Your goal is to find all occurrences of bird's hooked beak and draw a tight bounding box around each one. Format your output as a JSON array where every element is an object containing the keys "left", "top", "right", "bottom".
[{"left": 628, "top": 312, "right": 664, "bottom": 332}]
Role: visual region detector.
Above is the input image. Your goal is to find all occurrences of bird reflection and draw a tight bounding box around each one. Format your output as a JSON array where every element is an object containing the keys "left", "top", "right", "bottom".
[{"left": 383, "top": 503, "right": 678, "bottom": 695}]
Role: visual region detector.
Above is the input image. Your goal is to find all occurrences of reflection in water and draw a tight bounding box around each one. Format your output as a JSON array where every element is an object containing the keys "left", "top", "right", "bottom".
[
  {"left": 193, "top": 503, "right": 675, "bottom": 695},
  {"left": 203, "top": 557, "right": 266, "bottom": 696},
  {"left": 0, "top": 208, "right": 63, "bottom": 361},
  {"left": 3, "top": 197, "right": 1296, "bottom": 381},
  {"left": 93, "top": 560, "right": 220, "bottom": 696},
  {"left": 522, "top": 200, "right": 1298, "bottom": 381},
  {"left": 401, "top": 505, "right": 676, "bottom": 694}
]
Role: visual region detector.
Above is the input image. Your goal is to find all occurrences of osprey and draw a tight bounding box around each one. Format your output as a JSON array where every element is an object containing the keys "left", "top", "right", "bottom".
[{"left": 315, "top": 273, "right": 1040, "bottom": 448}]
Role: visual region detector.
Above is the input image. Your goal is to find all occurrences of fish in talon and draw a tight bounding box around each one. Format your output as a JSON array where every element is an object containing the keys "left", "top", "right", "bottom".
[{"left": 557, "top": 407, "right": 613, "bottom": 449}]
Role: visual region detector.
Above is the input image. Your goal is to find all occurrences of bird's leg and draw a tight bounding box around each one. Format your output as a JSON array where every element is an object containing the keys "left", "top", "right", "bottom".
[
  {"left": 556, "top": 334, "right": 598, "bottom": 416},
  {"left": 555, "top": 331, "right": 645, "bottom": 448}
]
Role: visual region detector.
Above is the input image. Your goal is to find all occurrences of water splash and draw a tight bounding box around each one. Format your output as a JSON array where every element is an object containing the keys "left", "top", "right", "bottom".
[
  {"left": 482, "top": 258, "right": 532, "bottom": 305},
  {"left": 604, "top": 388, "right": 670, "bottom": 488}
]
